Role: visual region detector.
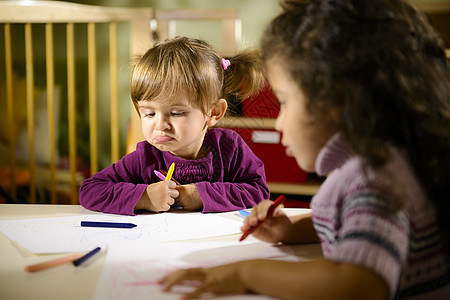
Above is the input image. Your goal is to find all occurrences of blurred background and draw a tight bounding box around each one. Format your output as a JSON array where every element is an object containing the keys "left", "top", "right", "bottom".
[{"left": 0, "top": 0, "right": 448, "bottom": 205}]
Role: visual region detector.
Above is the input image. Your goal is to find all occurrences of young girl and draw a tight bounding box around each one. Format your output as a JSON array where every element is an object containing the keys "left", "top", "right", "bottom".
[
  {"left": 79, "top": 36, "right": 270, "bottom": 215},
  {"left": 159, "top": 0, "right": 450, "bottom": 299}
]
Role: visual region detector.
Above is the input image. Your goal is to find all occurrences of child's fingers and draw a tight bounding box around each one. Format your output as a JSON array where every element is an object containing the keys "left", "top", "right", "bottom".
[
  {"left": 167, "top": 197, "right": 175, "bottom": 206},
  {"left": 166, "top": 181, "right": 177, "bottom": 188},
  {"left": 160, "top": 203, "right": 171, "bottom": 211},
  {"left": 251, "top": 200, "right": 274, "bottom": 222},
  {"left": 159, "top": 268, "right": 205, "bottom": 291},
  {"left": 180, "top": 283, "right": 211, "bottom": 299},
  {"left": 271, "top": 204, "right": 285, "bottom": 217},
  {"left": 168, "top": 188, "right": 179, "bottom": 199},
  {"left": 165, "top": 181, "right": 179, "bottom": 203},
  {"left": 241, "top": 200, "right": 273, "bottom": 231},
  {"left": 256, "top": 201, "right": 273, "bottom": 221}
]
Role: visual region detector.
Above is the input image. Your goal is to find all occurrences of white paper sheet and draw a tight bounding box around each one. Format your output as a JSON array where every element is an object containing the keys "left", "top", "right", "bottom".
[
  {"left": 0, "top": 212, "right": 242, "bottom": 253},
  {"left": 95, "top": 239, "right": 297, "bottom": 300}
]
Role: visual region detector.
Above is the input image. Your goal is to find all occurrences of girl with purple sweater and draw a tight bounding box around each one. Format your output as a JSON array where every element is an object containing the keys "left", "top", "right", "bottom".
[
  {"left": 79, "top": 37, "right": 269, "bottom": 215},
  {"left": 160, "top": 0, "right": 450, "bottom": 299}
]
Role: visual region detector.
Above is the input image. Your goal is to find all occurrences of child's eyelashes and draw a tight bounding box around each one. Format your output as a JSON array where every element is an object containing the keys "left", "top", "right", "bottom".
[
  {"left": 170, "top": 111, "right": 186, "bottom": 117},
  {"left": 143, "top": 112, "right": 155, "bottom": 118},
  {"left": 141, "top": 111, "right": 186, "bottom": 118}
]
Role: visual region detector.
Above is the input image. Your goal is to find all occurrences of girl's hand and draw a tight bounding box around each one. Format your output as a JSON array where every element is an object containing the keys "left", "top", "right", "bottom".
[
  {"left": 241, "top": 200, "right": 292, "bottom": 243},
  {"left": 136, "top": 181, "right": 179, "bottom": 212},
  {"left": 159, "top": 262, "right": 248, "bottom": 299},
  {"left": 175, "top": 183, "right": 203, "bottom": 211}
]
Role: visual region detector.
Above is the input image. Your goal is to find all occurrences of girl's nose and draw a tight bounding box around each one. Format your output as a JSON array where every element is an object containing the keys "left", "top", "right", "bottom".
[
  {"left": 155, "top": 115, "right": 170, "bottom": 130},
  {"left": 274, "top": 112, "right": 283, "bottom": 132}
]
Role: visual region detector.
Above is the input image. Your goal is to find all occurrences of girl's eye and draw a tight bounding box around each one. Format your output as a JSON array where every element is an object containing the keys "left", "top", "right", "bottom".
[
  {"left": 142, "top": 112, "right": 155, "bottom": 118},
  {"left": 170, "top": 111, "right": 185, "bottom": 117}
]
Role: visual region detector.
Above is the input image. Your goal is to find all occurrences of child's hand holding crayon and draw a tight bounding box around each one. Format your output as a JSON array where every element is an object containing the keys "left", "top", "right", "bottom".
[
  {"left": 175, "top": 183, "right": 203, "bottom": 211},
  {"left": 135, "top": 181, "right": 179, "bottom": 212}
]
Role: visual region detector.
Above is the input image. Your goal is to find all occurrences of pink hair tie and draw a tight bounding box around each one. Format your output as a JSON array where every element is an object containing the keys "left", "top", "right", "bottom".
[{"left": 221, "top": 58, "right": 231, "bottom": 70}]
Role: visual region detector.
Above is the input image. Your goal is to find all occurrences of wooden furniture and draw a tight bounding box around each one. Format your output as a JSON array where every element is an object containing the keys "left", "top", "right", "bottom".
[
  {"left": 0, "top": 1, "right": 153, "bottom": 204},
  {"left": 0, "top": 204, "right": 321, "bottom": 300}
]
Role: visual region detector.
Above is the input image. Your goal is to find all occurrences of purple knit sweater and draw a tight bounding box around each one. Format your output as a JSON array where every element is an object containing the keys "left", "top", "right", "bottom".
[
  {"left": 79, "top": 128, "right": 269, "bottom": 215},
  {"left": 311, "top": 133, "right": 449, "bottom": 299}
]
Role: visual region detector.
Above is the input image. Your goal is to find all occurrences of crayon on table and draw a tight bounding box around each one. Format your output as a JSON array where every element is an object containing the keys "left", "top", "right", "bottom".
[
  {"left": 239, "top": 210, "right": 250, "bottom": 217},
  {"left": 25, "top": 253, "right": 83, "bottom": 272},
  {"left": 80, "top": 221, "right": 137, "bottom": 228},
  {"left": 73, "top": 247, "right": 101, "bottom": 266}
]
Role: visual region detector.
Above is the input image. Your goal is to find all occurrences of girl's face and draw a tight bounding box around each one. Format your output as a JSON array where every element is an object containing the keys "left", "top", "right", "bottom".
[
  {"left": 267, "top": 62, "right": 326, "bottom": 173},
  {"left": 138, "top": 95, "right": 211, "bottom": 160}
]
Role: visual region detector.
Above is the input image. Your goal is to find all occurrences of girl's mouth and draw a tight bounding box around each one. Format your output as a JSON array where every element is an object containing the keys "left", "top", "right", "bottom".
[{"left": 154, "top": 135, "right": 174, "bottom": 143}]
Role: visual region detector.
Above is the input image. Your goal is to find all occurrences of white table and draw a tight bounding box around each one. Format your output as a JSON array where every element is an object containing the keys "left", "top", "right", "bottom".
[{"left": 0, "top": 204, "right": 322, "bottom": 300}]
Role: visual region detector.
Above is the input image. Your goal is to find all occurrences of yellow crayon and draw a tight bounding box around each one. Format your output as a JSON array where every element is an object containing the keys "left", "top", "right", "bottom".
[{"left": 165, "top": 163, "right": 175, "bottom": 182}]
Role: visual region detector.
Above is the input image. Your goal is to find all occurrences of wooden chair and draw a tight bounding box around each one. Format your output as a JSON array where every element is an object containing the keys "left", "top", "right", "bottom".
[{"left": 0, "top": 1, "right": 153, "bottom": 204}]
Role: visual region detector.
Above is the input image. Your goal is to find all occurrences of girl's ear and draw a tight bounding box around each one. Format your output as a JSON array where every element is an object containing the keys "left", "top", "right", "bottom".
[{"left": 207, "top": 99, "right": 228, "bottom": 126}]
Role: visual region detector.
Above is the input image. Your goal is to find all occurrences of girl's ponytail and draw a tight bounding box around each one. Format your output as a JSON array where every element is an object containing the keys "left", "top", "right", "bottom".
[{"left": 222, "top": 49, "right": 266, "bottom": 103}]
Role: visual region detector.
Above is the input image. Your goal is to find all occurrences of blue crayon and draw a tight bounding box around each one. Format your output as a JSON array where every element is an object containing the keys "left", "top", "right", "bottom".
[
  {"left": 239, "top": 210, "right": 250, "bottom": 217},
  {"left": 81, "top": 221, "right": 137, "bottom": 229},
  {"left": 73, "top": 247, "right": 101, "bottom": 266}
]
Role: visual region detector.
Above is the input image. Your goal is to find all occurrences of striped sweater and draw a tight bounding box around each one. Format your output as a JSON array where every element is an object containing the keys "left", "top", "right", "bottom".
[{"left": 311, "top": 133, "right": 449, "bottom": 299}]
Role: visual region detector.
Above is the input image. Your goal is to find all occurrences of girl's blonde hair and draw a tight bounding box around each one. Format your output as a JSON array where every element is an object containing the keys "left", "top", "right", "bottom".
[{"left": 130, "top": 36, "right": 265, "bottom": 115}]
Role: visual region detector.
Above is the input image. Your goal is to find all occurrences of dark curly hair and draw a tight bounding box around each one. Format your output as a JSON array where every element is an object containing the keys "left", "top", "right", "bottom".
[{"left": 261, "top": 0, "right": 450, "bottom": 244}]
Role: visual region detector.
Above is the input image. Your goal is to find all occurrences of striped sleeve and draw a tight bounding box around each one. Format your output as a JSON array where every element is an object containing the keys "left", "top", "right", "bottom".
[{"left": 329, "top": 191, "right": 409, "bottom": 298}]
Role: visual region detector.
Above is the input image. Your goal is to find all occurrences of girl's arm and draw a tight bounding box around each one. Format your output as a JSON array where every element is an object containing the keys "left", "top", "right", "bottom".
[
  {"left": 79, "top": 143, "right": 164, "bottom": 215},
  {"left": 160, "top": 259, "right": 388, "bottom": 300},
  {"left": 198, "top": 130, "right": 270, "bottom": 212},
  {"left": 283, "top": 213, "right": 319, "bottom": 243},
  {"left": 197, "top": 181, "right": 269, "bottom": 212},
  {"left": 160, "top": 200, "right": 388, "bottom": 299},
  {"left": 242, "top": 259, "right": 388, "bottom": 300},
  {"left": 79, "top": 161, "right": 148, "bottom": 215}
]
